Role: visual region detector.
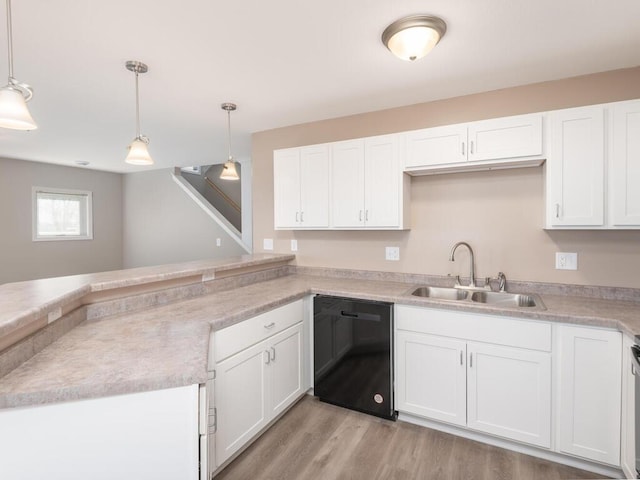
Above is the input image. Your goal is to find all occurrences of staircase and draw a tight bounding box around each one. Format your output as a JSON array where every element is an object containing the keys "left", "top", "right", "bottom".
[{"left": 172, "top": 164, "right": 251, "bottom": 253}]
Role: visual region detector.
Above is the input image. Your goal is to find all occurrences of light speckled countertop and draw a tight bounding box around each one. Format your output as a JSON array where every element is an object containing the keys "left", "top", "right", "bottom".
[
  {"left": 0, "top": 253, "right": 294, "bottom": 342},
  {"left": 1, "top": 269, "right": 640, "bottom": 410}
]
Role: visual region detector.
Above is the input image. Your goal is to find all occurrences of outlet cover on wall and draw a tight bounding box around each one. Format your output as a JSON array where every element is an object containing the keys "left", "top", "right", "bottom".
[
  {"left": 385, "top": 246, "right": 400, "bottom": 261},
  {"left": 263, "top": 238, "right": 274, "bottom": 251},
  {"left": 555, "top": 252, "right": 578, "bottom": 270},
  {"left": 290, "top": 239, "right": 298, "bottom": 252}
]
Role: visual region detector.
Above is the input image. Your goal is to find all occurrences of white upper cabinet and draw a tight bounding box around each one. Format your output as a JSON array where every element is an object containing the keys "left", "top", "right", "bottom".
[
  {"left": 611, "top": 100, "right": 640, "bottom": 226},
  {"left": 273, "top": 145, "right": 329, "bottom": 229},
  {"left": 403, "top": 124, "right": 467, "bottom": 168},
  {"left": 546, "top": 106, "right": 605, "bottom": 227},
  {"left": 331, "top": 135, "right": 405, "bottom": 229},
  {"left": 467, "top": 114, "right": 543, "bottom": 162},
  {"left": 331, "top": 139, "right": 366, "bottom": 228},
  {"left": 402, "top": 113, "right": 544, "bottom": 174}
]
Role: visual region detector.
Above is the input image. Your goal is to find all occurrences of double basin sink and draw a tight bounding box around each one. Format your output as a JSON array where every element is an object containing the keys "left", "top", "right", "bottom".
[{"left": 411, "top": 286, "right": 544, "bottom": 309}]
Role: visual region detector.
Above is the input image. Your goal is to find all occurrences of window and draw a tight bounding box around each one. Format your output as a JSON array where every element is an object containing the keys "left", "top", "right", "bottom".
[{"left": 32, "top": 187, "right": 93, "bottom": 241}]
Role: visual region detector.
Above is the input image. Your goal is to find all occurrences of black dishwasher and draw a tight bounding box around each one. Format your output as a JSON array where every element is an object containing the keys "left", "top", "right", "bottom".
[{"left": 313, "top": 295, "right": 395, "bottom": 420}]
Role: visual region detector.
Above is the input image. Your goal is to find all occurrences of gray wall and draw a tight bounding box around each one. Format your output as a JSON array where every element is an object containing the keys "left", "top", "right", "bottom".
[
  {"left": 0, "top": 158, "right": 123, "bottom": 283},
  {"left": 122, "top": 168, "right": 246, "bottom": 268}
]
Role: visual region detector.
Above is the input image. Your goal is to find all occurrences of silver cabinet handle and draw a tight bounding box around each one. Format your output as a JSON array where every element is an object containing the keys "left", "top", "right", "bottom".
[
  {"left": 365, "top": 210, "right": 369, "bottom": 222},
  {"left": 264, "top": 350, "right": 271, "bottom": 365},
  {"left": 470, "top": 141, "right": 474, "bottom": 154},
  {"left": 270, "top": 346, "right": 276, "bottom": 361},
  {"left": 461, "top": 142, "right": 465, "bottom": 156},
  {"left": 264, "top": 322, "right": 276, "bottom": 329},
  {"left": 359, "top": 210, "right": 363, "bottom": 222},
  {"left": 555, "top": 203, "right": 560, "bottom": 219},
  {"left": 295, "top": 212, "right": 299, "bottom": 223},
  {"left": 469, "top": 352, "right": 473, "bottom": 368},
  {"left": 460, "top": 350, "right": 463, "bottom": 365},
  {"left": 300, "top": 211, "right": 304, "bottom": 222}
]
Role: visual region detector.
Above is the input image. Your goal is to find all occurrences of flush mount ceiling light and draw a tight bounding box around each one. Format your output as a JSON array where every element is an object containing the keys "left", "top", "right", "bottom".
[
  {"left": 381, "top": 15, "right": 447, "bottom": 62},
  {"left": 220, "top": 102, "right": 239, "bottom": 181},
  {"left": 124, "top": 60, "right": 153, "bottom": 166},
  {"left": 0, "top": 0, "right": 36, "bottom": 130}
]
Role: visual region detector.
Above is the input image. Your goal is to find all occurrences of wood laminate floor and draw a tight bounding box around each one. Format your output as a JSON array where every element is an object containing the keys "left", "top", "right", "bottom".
[{"left": 216, "top": 396, "right": 610, "bottom": 480}]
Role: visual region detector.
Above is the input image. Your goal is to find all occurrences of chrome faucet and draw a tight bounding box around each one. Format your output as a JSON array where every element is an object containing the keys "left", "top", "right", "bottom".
[{"left": 449, "top": 241, "right": 476, "bottom": 288}]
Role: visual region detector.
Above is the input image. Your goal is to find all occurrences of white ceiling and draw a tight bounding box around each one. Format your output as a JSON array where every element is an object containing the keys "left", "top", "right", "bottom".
[{"left": 1, "top": 0, "right": 639, "bottom": 173}]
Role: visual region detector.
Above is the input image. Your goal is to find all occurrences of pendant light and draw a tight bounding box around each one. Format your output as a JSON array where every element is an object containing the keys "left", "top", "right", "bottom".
[
  {"left": 382, "top": 15, "right": 447, "bottom": 62},
  {"left": 124, "top": 60, "right": 153, "bottom": 166},
  {"left": 220, "top": 102, "right": 239, "bottom": 180},
  {"left": 0, "top": 0, "right": 36, "bottom": 130}
]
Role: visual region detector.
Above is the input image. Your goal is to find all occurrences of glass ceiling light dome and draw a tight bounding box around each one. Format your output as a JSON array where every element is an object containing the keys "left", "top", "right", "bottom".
[
  {"left": 0, "top": 0, "right": 36, "bottom": 130},
  {"left": 381, "top": 15, "right": 447, "bottom": 62},
  {"left": 124, "top": 60, "right": 154, "bottom": 166}
]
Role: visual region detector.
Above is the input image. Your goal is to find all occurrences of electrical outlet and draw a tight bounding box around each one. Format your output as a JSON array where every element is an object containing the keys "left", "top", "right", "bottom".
[
  {"left": 216, "top": 238, "right": 221, "bottom": 247},
  {"left": 291, "top": 239, "right": 298, "bottom": 252},
  {"left": 263, "top": 238, "right": 274, "bottom": 251},
  {"left": 385, "top": 246, "right": 400, "bottom": 261},
  {"left": 555, "top": 252, "right": 578, "bottom": 270}
]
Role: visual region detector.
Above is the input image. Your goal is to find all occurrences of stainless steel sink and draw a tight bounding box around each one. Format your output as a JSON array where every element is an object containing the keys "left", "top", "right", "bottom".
[
  {"left": 409, "top": 286, "right": 545, "bottom": 310},
  {"left": 411, "top": 286, "right": 469, "bottom": 301},
  {"left": 470, "top": 291, "right": 540, "bottom": 308}
]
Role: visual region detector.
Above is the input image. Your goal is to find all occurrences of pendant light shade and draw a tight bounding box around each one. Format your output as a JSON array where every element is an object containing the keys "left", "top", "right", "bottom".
[
  {"left": 220, "top": 102, "right": 239, "bottom": 181},
  {"left": 0, "top": 85, "right": 36, "bottom": 130},
  {"left": 382, "top": 15, "right": 447, "bottom": 62},
  {"left": 125, "top": 137, "right": 153, "bottom": 166},
  {"left": 0, "top": 0, "right": 36, "bottom": 130},
  {"left": 124, "top": 60, "right": 153, "bottom": 166}
]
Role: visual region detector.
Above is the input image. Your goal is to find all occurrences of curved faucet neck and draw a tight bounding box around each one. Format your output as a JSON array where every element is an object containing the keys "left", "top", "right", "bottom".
[{"left": 449, "top": 241, "right": 476, "bottom": 288}]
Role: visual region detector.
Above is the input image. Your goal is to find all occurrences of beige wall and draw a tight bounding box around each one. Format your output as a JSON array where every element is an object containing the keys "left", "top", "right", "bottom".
[
  {"left": 252, "top": 67, "right": 640, "bottom": 288},
  {"left": 0, "top": 158, "right": 123, "bottom": 283}
]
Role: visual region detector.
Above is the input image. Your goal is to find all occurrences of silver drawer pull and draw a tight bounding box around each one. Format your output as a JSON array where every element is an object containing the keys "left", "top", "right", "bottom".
[
  {"left": 270, "top": 346, "right": 276, "bottom": 361},
  {"left": 264, "top": 322, "right": 276, "bottom": 329},
  {"left": 264, "top": 350, "right": 271, "bottom": 365}
]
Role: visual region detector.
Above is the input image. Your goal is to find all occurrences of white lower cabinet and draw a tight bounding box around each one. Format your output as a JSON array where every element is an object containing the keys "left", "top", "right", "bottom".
[
  {"left": 466, "top": 342, "right": 551, "bottom": 448},
  {"left": 213, "top": 306, "right": 304, "bottom": 468},
  {"left": 396, "top": 305, "right": 552, "bottom": 449},
  {"left": 621, "top": 335, "right": 636, "bottom": 479},
  {"left": 556, "top": 325, "right": 622, "bottom": 466},
  {"left": 396, "top": 331, "right": 466, "bottom": 426}
]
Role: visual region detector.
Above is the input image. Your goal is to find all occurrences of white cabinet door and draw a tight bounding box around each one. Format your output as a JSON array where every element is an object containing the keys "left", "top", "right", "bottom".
[
  {"left": 331, "top": 139, "right": 365, "bottom": 227},
  {"left": 546, "top": 106, "right": 605, "bottom": 227},
  {"left": 396, "top": 331, "right": 467, "bottom": 426},
  {"left": 273, "top": 148, "right": 301, "bottom": 229},
  {"left": 299, "top": 145, "right": 330, "bottom": 228},
  {"left": 365, "top": 134, "right": 402, "bottom": 228},
  {"left": 557, "top": 325, "right": 622, "bottom": 466},
  {"left": 611, "top": 100, "right": 640, "bottom": 226},
  {"left": 467, "top": 113, "right": 543, "bottom": 162},
  {"left": 268, "top": 323, "right": 304, "bottom": 418},
  {"left": 0, "top": 386, "right": 199, "bottom": 480},
  {"left": 621, "top": 335, "right": 636, "bottom": 479},
  {"left": 403, "top": 124, "right": 467, "bottom": 167},
  {"left": 215, "top": 342, "right": 268, "bottom": 466},
  {"left": 467, "top": 343, "right": 551, "bottom": 448}
]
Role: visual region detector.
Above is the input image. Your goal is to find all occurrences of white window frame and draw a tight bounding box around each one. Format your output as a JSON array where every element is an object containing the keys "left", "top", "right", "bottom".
[{"left": 32, "top": 187, "right": 94, "bottom": 241}]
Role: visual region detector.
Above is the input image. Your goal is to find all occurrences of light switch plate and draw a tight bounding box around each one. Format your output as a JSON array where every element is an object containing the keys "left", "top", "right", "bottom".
[
  {"left": 216, "top": 238, "right": 221, "bottom": 247},
  {"left": 385, "top": 246, "right": 400, "bottom": 261},
  {"left": 556, "top": 252, "right": 578, "bottom": 270},
  {"left": 291, "top": 239, "right": 298, "bottom": 252},
  {"left": 263, "top": 238, "right": 274, "bottom": 251}
]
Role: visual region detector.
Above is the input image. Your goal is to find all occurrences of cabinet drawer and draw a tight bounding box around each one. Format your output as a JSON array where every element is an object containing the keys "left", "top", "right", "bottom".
[
  {"left": 215, "top": 300, "right": 304, "bottom": 362},
  {"left": 396, "top": 305, "right": 551, "bottom": 352}
]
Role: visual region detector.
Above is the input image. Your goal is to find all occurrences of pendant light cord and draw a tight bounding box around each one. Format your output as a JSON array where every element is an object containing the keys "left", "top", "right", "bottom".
[
  {"left": 227, "top": 108, "right": 232, "bottom": 161},
  {"left": 6, "top": 0, "right": 14, "bottom": 81},
  {"left": 134, "top": 70, "right": 140, "bottom": 139}
]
